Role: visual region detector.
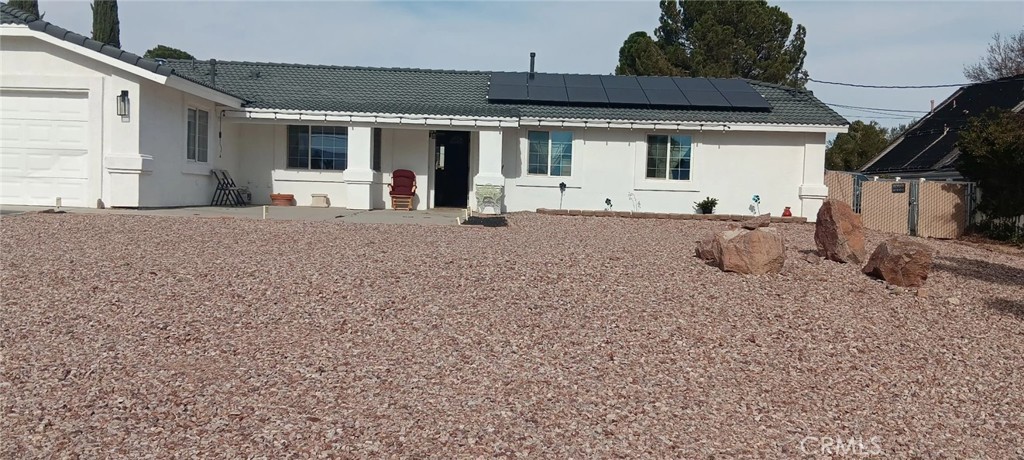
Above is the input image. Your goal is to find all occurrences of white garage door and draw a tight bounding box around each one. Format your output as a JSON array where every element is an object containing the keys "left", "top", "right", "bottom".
[{"left": 1, "top": 90, "right": 92, "bottom": 207}]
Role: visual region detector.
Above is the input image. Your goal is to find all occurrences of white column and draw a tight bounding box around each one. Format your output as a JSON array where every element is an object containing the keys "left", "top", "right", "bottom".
[
  {"left": 473, "top": 129, "right": 505, "bottom": 214},
  {"left": 799, "top": 132, "right": 829, "bottom": 221},
  {"left": 346, "top": 126, "right": 374, "bottom": 210}
]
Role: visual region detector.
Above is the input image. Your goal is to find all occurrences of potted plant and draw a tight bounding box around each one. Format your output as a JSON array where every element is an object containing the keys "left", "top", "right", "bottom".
[{"left": 695, "top": 196, "right": 719, "bottom": 214}]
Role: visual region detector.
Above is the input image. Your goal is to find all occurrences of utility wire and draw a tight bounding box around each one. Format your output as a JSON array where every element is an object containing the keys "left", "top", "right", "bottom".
[
  {"left": 807, "top": 77, "right": 1023, "bottom": 89},
  {"left": 826, "top": 103, "right": 930, "bottom": 114}
]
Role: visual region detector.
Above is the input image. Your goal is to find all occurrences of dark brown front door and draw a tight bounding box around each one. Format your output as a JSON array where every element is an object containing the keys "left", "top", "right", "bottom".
[{"left": 433, "top": 131, "right": 470, "bottom": 208}]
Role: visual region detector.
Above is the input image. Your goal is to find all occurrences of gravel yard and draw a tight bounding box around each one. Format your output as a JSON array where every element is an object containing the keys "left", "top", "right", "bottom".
[{"left": 2, "top": 212, "right": 1023, "bottom": 458}]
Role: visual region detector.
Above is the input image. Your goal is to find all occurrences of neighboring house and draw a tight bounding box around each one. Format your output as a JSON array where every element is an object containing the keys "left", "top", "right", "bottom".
[
  {"left": 861, "top": 74, "right": 1024, "bottom": 180},
  {"left": 0, "top": 4, "right": 848, "bottom": 219}
]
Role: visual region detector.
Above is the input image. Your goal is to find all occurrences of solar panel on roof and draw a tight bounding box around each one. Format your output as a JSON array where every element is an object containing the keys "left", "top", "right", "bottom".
[
  {"left": 636, "top": 76, "right": 678, "bottom": 91},
  {"left": 643, "top": 88, "right": 690, "bottom": 106},
  {"left": 605, "top": 87, "right": 649, "bottom": 105},
  {"left": 490, "top": 72, "right": 528, "bottom": 86},
  {"left": 528, "top": 85, "right": 568, "bottom": 103},
  {"left": 600, "top": 75, "right": 641, "bottom": 89},
  {"left": 709, "top": 78, "right": 755, "bottom": 93},
  {"left": 487, "top": 84, "right": 528, "bottom": 101},
  {"left": 682, "top": 90, "right": 731, "bottom": 108},
  {"left": 720, "top": 91, "right": 771, "bottom": 109},
  {"left": 528, "top": 73, "right": 565, "bottom": 87},
  {"left": 563, "top": 74, "right": 603, "bottom": 88},
  {"left": 673, "top": 77, "right": 716, "bottom": 91},
  {"left": 566, "top": 86, "right": 608, "bottom": 104}
]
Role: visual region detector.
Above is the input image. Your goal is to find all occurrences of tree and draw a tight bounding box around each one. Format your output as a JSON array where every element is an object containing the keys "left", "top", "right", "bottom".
[
  {"left": 615, "top": 32, "right": 679, "bottom": 76},
  {"left": 8, "top": 0, "right": 42, "bottom": 18},
  {"left": 616, "top": 0, "right": 809, "bottom": 87},
  {"left": 825, "top": 120, "right": 892, "bottom": 171},
  {"left": 963, "top": 30, "right": 1024, "bottom": 82},
  {"left": 91, "top": 0, "right": 120, "bottom": 48},
  {"left": 144, "top": 45, "right": 194, "bottom": 60},
  {"left": 956, "top": 109, "right": 1024, "bottom": 219}
]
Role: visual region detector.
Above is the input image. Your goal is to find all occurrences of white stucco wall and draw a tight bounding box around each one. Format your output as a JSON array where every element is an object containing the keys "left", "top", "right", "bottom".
[
  {"left": 501, "top": 127, "right": 823, "bottom": 218},
  {"left": 137, "top": 80, "right": 235, "bottom": 207}
]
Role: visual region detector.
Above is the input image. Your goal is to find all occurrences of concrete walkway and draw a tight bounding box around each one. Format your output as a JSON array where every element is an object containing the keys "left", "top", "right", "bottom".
[{"left": 0, "top": 204, "right": 466, "bottom": 226}]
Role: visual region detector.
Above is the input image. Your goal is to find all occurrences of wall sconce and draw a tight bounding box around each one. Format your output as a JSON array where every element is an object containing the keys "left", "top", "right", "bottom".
[{"left": 116, "top": 90, "right": 129, "bottom": 117}]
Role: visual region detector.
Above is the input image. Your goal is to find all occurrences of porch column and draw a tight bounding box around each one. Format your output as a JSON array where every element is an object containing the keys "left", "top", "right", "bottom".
[
  {"left": 346, "top": 126, "right": 374, "bottom": 210},
  {"left": 799, "top": 132, "right": 828, "bottom": 222},
  {"left": 473, "top": 129, "right": 505, "bottom": 214}
]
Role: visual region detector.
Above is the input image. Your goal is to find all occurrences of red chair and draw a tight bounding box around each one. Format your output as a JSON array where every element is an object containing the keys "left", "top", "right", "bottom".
[{"left": 389, "top": 169, "right": 416, "bottom": 210}]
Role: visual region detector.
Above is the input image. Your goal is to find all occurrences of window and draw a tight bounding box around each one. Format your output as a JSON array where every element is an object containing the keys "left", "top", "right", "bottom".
[
  {"left": 372, "top": 127, "right": 382, "bottom": 172},
  {"left": 287, "top": 125, "right": 348, "bottom": 170},
  {"left": 646, "top": 134, "right": 691, "bottom": 180},
  {"left": 186, "top": 108, "right": 209, "bottom": 162},
  {"left": 527, "top": 130, "right": 572, "bottom": 176}
]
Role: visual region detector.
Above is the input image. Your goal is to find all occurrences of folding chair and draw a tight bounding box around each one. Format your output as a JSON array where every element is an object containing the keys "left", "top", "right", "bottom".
[{"left": 210, "top": 169, "right": 250, "bottom": 206}]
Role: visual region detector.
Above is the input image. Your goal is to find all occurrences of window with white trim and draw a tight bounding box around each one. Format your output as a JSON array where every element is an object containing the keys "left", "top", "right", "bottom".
[
  {"left": 186, "top": 108, "right": 209, "bottom": 162},
  {"left": 527, "top": 130, "right": 572, "bottom": 176},
  {"left": 287, "top": 125, "right": 348, "bottom": 170},
  {"left": 646, "top": 134, "right": 691, "bottom": 180}
]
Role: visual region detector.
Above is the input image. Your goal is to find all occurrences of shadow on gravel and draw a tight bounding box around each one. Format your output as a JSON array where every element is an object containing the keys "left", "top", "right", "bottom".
[
  {"left": 461, "top": 216, "right": 508, "bottom": 227},
  {"left": 986, "top": 298, "right": 1024, "bottom": 320},
  {"left": 933, "top": 256, "right": 1024, "bottom": 286}
]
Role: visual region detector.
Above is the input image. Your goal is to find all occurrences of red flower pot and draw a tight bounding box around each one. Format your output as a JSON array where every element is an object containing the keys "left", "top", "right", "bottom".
[{"left": 782, "top": 206, "right": 793, "bottom": 217}]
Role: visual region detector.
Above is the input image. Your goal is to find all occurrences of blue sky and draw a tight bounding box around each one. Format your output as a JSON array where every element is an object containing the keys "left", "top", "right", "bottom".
[{"left": 30, "top": 1, "right": 1024, "bottom": 128}]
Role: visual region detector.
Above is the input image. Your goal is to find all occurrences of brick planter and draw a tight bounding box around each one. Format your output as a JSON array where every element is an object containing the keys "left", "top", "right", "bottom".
[{"left": 536, "top": 208, "right": 808, "bottom": 224}]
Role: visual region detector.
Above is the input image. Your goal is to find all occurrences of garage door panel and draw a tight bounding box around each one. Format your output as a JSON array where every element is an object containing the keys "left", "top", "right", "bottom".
[
  {"left": 0, "top": 90, "right": 89, "bottom": 122},
  {"left": 0, "top": 90, "right": 93, "bottom": 206}
]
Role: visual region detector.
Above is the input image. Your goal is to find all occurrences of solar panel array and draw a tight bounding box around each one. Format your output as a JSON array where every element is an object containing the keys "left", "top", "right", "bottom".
[{"left": 486, "top": 72, "right": 772, "bottom": 111}]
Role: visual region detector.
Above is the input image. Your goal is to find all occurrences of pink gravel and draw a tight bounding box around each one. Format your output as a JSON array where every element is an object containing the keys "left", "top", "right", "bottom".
[{"left": 2, "top": 212, "right": 1023, "bottom": 458}]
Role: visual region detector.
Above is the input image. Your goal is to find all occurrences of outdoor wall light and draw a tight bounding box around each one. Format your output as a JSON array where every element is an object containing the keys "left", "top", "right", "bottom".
[{"left": 116, "top": 90, "right": 130, "bottom": 117}]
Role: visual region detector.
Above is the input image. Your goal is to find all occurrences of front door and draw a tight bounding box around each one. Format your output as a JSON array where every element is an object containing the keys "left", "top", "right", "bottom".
[{"left": 433, "top": 131, "right": 470, "bottom": 208}]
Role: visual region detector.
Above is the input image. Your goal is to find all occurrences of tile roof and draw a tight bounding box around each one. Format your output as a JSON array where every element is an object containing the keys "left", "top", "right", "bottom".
[
  {"left": 1, "top": 2, "right": 243, "bottom": 99},
  {"left": 165, "top": 60, "right": 849, "bottom": 126},
  {"left": 862, "top": 74, "right": 1024, "bottom": 175}
]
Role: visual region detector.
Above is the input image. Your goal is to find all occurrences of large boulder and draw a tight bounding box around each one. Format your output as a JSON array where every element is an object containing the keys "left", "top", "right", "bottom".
[
  {"left": 862, "top": 237, "right": 934, "bottom": 287},
  {"left": 711, "top": 227, "right": 786, "bottom": 275},
  {"left": 742, "top": 213, "right": 772, "bottom": 230},
  {"left": 814, "top": 200, "right": 866, "bottom": 263}
]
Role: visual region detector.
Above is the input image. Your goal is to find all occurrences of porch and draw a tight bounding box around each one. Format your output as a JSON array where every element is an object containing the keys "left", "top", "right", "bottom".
[{"left": 220, "top": 115, "right": 508, "bottom": 214}]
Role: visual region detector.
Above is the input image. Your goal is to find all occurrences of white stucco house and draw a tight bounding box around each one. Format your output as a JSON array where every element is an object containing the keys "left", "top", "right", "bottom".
[{"left": 0, "top": 4, "right": 848, "bottom": 219}]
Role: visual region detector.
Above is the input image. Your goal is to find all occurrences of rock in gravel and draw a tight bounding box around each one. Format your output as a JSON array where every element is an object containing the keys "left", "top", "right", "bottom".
[
  {"left": 712, "top": 227, "right": 785, "bottom": 275},
  {"left": 741, "top": 213, "right": 772, "bottom": 230},
  {"left": 814, "top": 200, "right": 866, "bottom": 264},
  {"left": 862, "top": 237, "right": 934, "bottom": 287},
  {"left": 695, "top": 234, "right": 716, "bottom": 261}
]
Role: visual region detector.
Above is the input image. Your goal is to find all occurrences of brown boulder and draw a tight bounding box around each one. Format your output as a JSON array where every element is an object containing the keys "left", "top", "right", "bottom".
[
  {"left": 862, "top": 237, "right": 934, "bottom": 287},
  {"left": 711, "top": 227, "right": 786, "bottom": 275},
  {"left": 695, "top": 234, "right": 716, "bottom": 261},
  {"left": 814, "top": 200, "right": 866, "bottom": 263},
  {"left": 742, "top": 213, "right": 772, "bottom": 230}
]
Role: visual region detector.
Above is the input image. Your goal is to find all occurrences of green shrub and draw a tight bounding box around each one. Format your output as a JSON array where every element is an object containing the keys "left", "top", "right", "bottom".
[{"left": 695, "top": 197, "right": 719, "bottom": 214}]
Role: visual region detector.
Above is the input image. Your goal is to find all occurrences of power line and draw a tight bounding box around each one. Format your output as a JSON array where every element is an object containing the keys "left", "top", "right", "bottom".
[
  {"left": 826, "top": 103, "right": 930, "bottom": 114},
  {"left": 808, "top": 77, "right": 974, "bottom": 89}
]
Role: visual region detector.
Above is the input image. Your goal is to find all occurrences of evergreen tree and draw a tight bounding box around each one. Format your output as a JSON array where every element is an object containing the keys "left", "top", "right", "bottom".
[
  {"left": 956, "top": 109, "right": 1024, "bottom": 219},
  {"left": 615, "top": 32, "right": 679, "bottom": 76},
  {"left": 8, "top": 0, "right": 41, "bottom": 18},
  {"left": 91, "top": 0, "right": 120, "bottom": 48},
  {"left": 144, "top": 45, "right": 194, "bottom": 60},
  {"left": 617, "top": 0, "right": 809, "bottom": 88},
  {"left": 825, "top": 120, "right": 891, "bottom": 171}
]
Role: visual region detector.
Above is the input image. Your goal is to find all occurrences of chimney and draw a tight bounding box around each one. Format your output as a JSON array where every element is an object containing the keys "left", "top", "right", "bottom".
[
  {"left": 210, "top": 58, "right": 218, "bottom": 87},
  {"left": 930, "top": 99, "right": 935, "bottom": 112},
  {"left": 529, "top": 52, "right": 536, "bottom": 80}
]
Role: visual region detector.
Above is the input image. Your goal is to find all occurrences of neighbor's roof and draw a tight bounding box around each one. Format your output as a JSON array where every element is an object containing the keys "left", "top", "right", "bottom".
[
  {"left": 0, "top": 3, "right": 242, "bottom": 99},
  {"left": 862, "top": 74, "right": 1024, "bottom": 175},
  {"left": 164, "top": 60, "right": 849, "bottom": 126}
]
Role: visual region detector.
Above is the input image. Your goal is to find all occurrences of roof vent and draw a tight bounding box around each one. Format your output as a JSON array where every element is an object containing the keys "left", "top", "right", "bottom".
[
  {"left": 529, "top": 52, "right": 536, "bottom": 80},
  {"left": 249, "top": 70, "right": 261, "bottom": 79},
  {"left": 154, "top": 58, "right": 167, "bottom": 65}
]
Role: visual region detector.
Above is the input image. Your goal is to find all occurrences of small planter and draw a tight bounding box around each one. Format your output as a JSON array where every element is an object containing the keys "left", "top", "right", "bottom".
[{"left": 270, "top": 193, "right": 294, "bottom": 206}]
